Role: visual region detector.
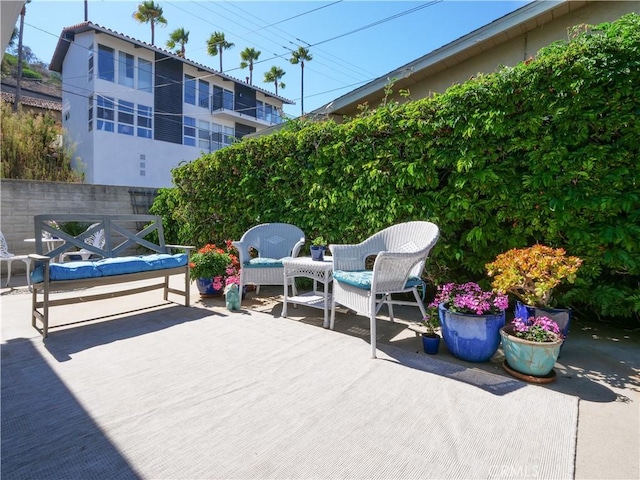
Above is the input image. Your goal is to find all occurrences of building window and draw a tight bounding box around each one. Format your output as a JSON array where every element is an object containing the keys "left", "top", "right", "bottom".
[
  {"left": 137, "top": 104, "right": 152, "bottom": 138},
  {"left": 118, "top": 52, "right": 135, "bottom": 87},
  {"left": 223, "top": 89, "right": 234, "bottom": 110},
  {"left": 210, "top": 123, "right": 222, "bottom": 151},
  {"left": 88, "top": 95, "right": 93, "bottom": 131},
  {"left": 184, "top": 75, "right": 196, "bottom": 105},
  {"left": 213, "top": 86, "right": 234, "bottom": 111},
  {"left": 97, "top": 44, "right": 115, "bottom": 82},
  {"left": 88, "top": 46, "right": 94, "bottom": 82},
  {"left": 97, "top": 95, "right": 115, "bottom": 132},
  {"left": 183, "top": 116, "right": 196, "bottom": 146},
  {"left": 117, "top": 100, "right": 135, "bottom": 135},
  {"left": 223, "top": 126, "right": 234, "bottom": 146},
  {"left": 198, "top": 120, "right": 210, "bottom": 150},
  {"left": 256, "top": 100, "right": 264, "bottom": 120},
  {"left": 272, "top": 106, "right": 281, "bottom": 124},
  {"left": 265, "top": 104, "right": 273, "bottom": 123},
  {"left": 138, "top": 58, "right": 152, "bottom": 93},
  {"left": 198, "top": 79, "right": 209, "bottom": 110}
]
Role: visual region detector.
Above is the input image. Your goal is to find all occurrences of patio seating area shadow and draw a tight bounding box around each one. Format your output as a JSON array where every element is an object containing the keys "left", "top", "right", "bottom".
[
  {"left": 42, "top": 304, "right": 215, "bottom": 362},
  {"left": 1, "top": 338, "right": 141, "bottom": 480},
  {"left": 375, "top": 342, "right": 529, "bottom": 397},
  {"left": 267, "top": 301, "right": 528, "bottom": 397},
  {"left": 270, "top": 294, "right": 637, "bottom": 403}
]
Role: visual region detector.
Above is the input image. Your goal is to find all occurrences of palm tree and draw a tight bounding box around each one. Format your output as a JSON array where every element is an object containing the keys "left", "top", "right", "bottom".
[
  {"left": 167, "top": 27, "right": 189, "bottom": 57},
  {"left": 263, "top": 66, "right": 286, "bottom": 96},
  {"left": 132, "top": 1, "right": 167, "bottom": 45},
  {"left": 239, "top": 47, "right": 261, "bottom": 85},
  {"left": 206, "top": 31, "right": 234, "bottom": 73},
  {"left": 289, "top": 46, "right": 313, "bottom": 115}
]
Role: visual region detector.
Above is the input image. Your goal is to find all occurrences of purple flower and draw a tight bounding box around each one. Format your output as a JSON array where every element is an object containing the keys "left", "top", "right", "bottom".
[
  {"left": 430, "top": 282, "right": 508, "bottom": 315},
  {"left": 511, "top": 316, "right": 563, "bottom": 342}
]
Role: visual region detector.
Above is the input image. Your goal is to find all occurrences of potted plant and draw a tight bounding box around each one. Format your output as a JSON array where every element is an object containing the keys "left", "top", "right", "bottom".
[
  {"left": 431, "top": 282, "right": 509, "bottom": 362},
  {"left": 190, "top": 240, "right": 240, "bottom": 297},
  {"left": 310, "top": 236, "right": 327, "bottom": 261},
  {"left": 500, "top": 315, "right": 564, "bottom": 382},
  {"left": 418, "top": 307, "right": 441, "bottom": 355},
  {"left": 485, "top": 244, "right": 583, "bottom": 338}
]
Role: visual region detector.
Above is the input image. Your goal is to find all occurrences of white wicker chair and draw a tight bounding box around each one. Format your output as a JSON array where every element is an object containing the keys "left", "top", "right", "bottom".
[
  {"left": 0, "top": 230, "right": 33, "bottom": 289},
  {"left": 232, "top": 223, "right": 305, "bottom": 303},
  {"left": 329, "top": 221, "right": 440, "bottom": 358},
  {"left": 59, "top": 223, "right": 106, "bottom": 262}
]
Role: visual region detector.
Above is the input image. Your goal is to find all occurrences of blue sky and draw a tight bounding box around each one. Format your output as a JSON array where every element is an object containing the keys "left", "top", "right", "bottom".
[{"left": 17, "top": 0, "right": 531, "bottom": 117}]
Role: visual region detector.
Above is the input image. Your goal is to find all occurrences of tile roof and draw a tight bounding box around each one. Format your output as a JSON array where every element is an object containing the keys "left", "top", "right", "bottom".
[{"left": 1, "top": 92, "right": 63, "bottom": 111}]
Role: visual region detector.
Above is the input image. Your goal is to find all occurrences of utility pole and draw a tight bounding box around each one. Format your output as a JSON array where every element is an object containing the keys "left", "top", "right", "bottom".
[
  {"left": 84, "top": 0, "right": 88, "bottom": 21},
  {"left": 14, "top": 3, "right": 26, "bottom": 112}
]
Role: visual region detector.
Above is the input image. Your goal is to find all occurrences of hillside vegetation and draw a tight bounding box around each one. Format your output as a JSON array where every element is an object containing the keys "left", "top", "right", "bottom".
[
  {"left": 0, "top": 103, "right": 82, "bottom": 182},
  {"left": 153, "top": 14, "right": 640, "bottom": 325}
]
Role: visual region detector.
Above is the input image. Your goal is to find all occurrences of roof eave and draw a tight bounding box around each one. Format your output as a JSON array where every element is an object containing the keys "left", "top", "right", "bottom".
[{"left": 312, "top": 0, "right": 585, "bottom": 116}]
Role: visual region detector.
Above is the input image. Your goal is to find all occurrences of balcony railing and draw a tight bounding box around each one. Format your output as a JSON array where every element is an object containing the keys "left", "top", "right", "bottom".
[{"left": 209, "top": 94, "right": 283, "bottom": 125}]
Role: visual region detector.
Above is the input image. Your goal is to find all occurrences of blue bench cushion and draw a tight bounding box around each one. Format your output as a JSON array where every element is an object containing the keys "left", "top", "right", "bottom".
[
  {"left": 243, "top": 258, "right": 284, "bottom": 268},
  {"left": 333, "top": 270, "right": 425, "bottom": 291},
  {"left": 31, "top": 253, "right": 188, "bottom": 283}
]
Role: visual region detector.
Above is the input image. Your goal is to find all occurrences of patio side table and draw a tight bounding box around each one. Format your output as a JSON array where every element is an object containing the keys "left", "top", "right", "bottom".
[{"left": 282, "top": 256, "right": 333, "bottom": 329}]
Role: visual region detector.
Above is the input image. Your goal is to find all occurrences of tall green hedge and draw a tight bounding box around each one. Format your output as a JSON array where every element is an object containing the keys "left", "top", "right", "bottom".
[{"left": 156, "top": 14, "right": 640, "bottom": 324}]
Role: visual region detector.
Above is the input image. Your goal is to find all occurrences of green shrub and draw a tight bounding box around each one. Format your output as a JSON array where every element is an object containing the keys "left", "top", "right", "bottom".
[{"left": 158, "top": 14, "right": 640, "bottom": 325}]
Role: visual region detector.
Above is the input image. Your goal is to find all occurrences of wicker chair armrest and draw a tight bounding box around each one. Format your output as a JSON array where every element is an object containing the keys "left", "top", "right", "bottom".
[
  {"left": 291, "top": 238, "right": 306, "bottom": 258},
  {"left": 231, "top": 240, "right": 251, "bottom": 264},
  {"left": 329, "top": 243, "right": 371, "bottom": 270}
]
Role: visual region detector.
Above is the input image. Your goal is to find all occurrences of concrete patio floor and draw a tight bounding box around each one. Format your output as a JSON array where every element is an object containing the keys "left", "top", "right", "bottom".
[{"left": 1, "top": 274, "right": 638, "bottom": 479}]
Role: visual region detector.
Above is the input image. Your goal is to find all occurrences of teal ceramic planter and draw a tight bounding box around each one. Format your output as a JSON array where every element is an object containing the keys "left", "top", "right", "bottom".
[
  {"left": 500, "top": 326, "right": 562, "bottom": 377},
  {"left": 439, "top": 304, "right": 505, "bottom": 362}
]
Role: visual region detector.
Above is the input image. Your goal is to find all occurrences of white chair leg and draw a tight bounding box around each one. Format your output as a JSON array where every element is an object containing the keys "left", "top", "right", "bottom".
[
  {"left": 387, "top": 293, "right": 395, "bottom": 322},
  {"left": 24, "top": 258, "right": 32, "bottom": 290},
  {"left": 5, "top": 259, "right": 13, "bottom": 287},
  {"left": 370, "top": 312, "right": 377, "bottom": 359},
  {"left": 370, "top": 295, "right": 377, "bottom": 359},
  {"left": 330, "top": 292, "right": 337, "bottom": 330},
  {"left": 413, "top": 288, "right": 428, "bottom": 317}
]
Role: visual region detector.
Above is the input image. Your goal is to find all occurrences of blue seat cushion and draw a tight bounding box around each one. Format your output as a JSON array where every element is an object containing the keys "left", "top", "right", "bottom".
[
  {"left": 31, "top": 253, "right": 188, "bottom": 283},
  {"left": 243, "top": 257, "right": 284, "bottom": 268},
  {"left": 333, "top": 270, "right": 424, "bottom": 291}
]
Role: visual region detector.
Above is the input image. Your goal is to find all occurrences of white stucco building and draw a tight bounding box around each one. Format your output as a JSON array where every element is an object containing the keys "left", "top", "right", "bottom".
[{"left": 50, "top": 22, "right": 294, "bottom": 188}]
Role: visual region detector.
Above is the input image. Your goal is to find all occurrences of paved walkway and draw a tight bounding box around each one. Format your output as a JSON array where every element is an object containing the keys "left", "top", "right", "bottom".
[{"left": 1, "top": 275, "right": 638, "bottom": 479}]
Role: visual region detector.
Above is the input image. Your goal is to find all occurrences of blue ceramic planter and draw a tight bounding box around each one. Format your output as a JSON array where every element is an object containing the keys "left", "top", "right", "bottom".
[
  {"left": 310, "top": 245, "right": 325, "bottom": 261},
  {"left": 439, "top": 303, "right": 506, "bottom": 362},
  {"left": 421, "top": 335, "right": 440, "bottom": 355},
  {"left": 500, "top": 326, "right": 562, "bottom": 377},
  {"left": 196, "top": 278, "right": 224, "bottom": 297}
]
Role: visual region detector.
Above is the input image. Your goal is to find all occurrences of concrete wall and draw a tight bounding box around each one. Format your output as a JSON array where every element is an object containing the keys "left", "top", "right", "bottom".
[{"left": 0, "top": 179, "right": 156, "bottom": 274}]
